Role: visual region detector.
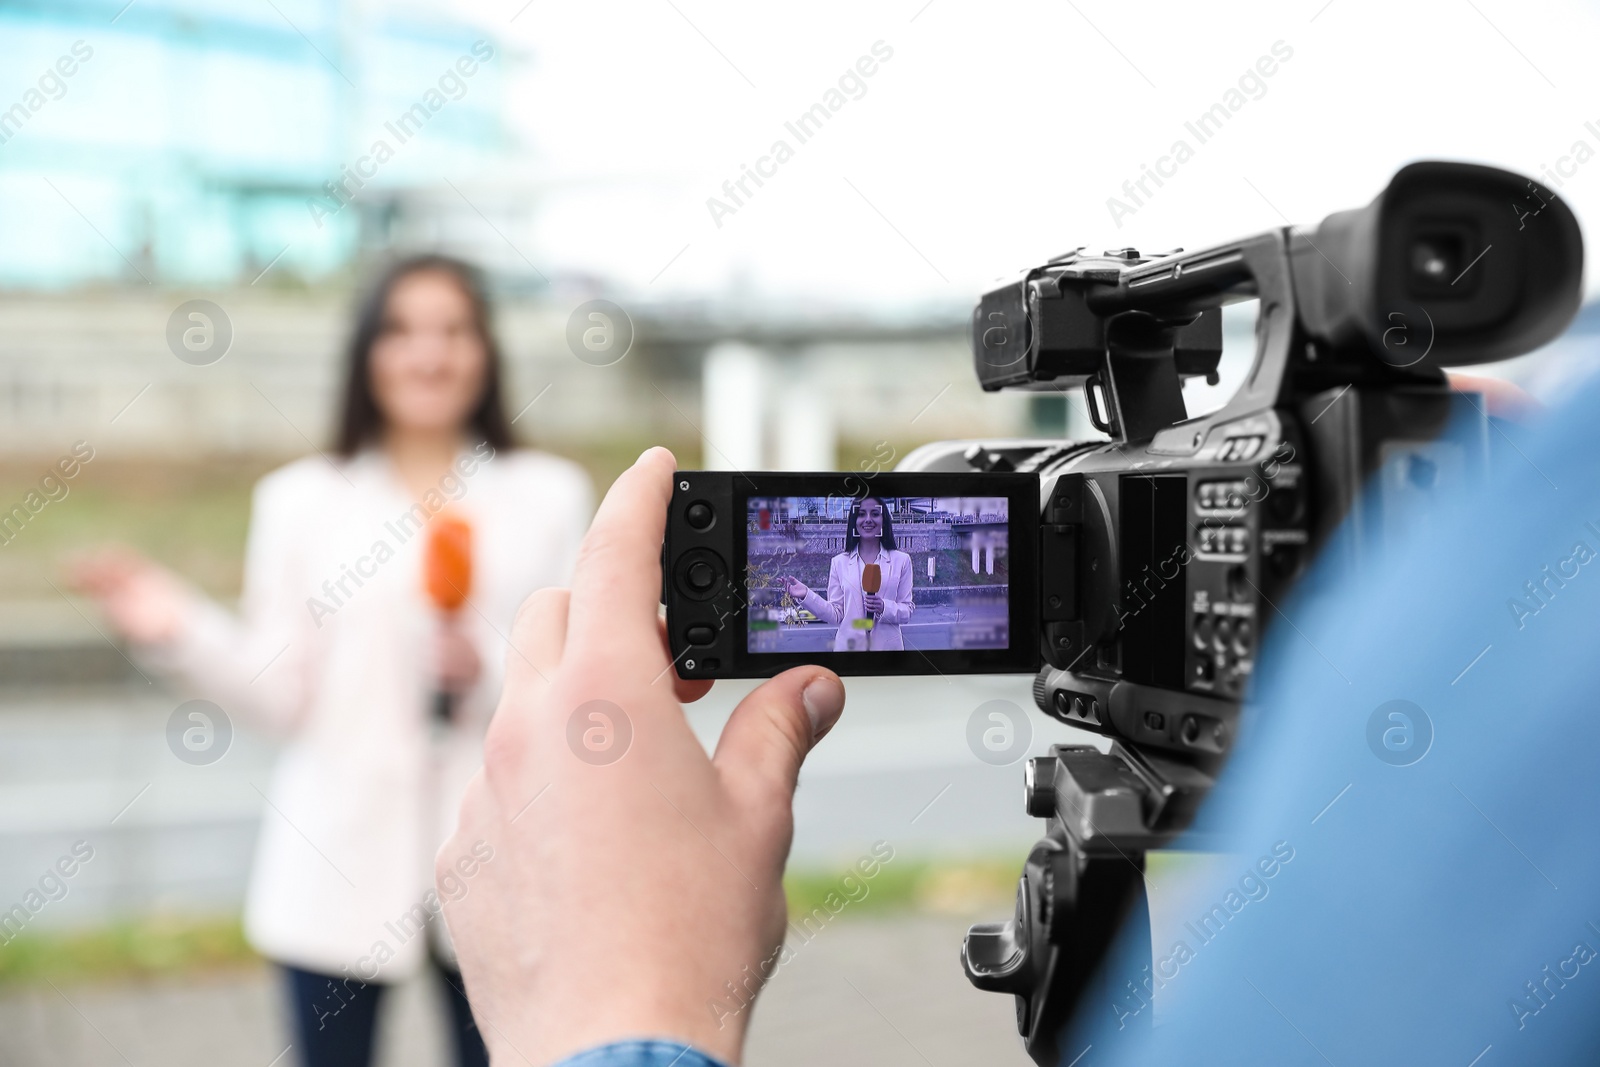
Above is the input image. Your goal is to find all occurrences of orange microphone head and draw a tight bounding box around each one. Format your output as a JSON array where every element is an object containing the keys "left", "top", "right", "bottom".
[
  {"left": 425, "top": 513, "right": 473, "bottom": 613},
  {"left": 861, "top": 562, "right": 882, "bottom": 595}
]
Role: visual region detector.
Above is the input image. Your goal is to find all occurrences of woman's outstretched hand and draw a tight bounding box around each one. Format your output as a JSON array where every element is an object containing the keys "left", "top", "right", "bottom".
[
  {"left": 780, "top": 575, "right": 810, "bottom": 601},
  {"left": 435, "top": 618, "right": 484, "bottom": 694},
  {"left": 438, "top": 448, "right": 846, "bottom": 1067},
  {"left": 67, "top": 546, "right": 190, "bottom": 646}
]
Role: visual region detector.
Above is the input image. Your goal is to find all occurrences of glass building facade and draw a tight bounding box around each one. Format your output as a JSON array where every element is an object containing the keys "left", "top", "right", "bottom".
[{"left": 0, "top": 0, "right": 510, "bottom": 289}]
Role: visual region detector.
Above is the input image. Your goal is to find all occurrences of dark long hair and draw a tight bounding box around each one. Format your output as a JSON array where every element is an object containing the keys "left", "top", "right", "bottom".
[
  {"left": 333, "top": 254, "right": 514, "bottom": 457},
  {"left": 845, "top": 496, "right": 898, "bottom": 553}
]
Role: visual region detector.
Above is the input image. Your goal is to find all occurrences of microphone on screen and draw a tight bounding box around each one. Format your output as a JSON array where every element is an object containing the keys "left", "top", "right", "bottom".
[
  {"left": 424, "top": 512, "right": 473, "bottom": 724},
  {"left": 861, "top": 561, "right": 882, "bottom": 633},
  {"left": 861, "top": 562, "right": 882, "bottom": 595}
]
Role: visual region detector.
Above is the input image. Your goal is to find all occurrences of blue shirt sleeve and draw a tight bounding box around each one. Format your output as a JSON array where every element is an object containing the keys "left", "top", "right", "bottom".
[
  {"left": 1064, "top": 373, "right": 1600, "bottom": 1066},
  {"left": 552, "top": 1040, "right": 729, "bottom": 1067}
]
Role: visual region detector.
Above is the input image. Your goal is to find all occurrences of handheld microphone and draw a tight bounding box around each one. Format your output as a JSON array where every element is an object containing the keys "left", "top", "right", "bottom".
[
  {"left": 861, "top": 563, "right": 882, "bottom": 595},
  {"left": 424, "top": 513, "right": 473, "bottom": 723}
]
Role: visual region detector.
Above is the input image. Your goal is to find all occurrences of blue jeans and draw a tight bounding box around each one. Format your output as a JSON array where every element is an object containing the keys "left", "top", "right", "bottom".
[{"left": 281, "top": 953, "right": 489, "bottom": 1067}]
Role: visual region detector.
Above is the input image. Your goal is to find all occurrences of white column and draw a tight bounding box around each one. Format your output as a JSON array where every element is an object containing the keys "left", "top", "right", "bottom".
[
  {"left": 774, "top": 349, "right": 835, "bottom": 471},
  {"left": 985, "top": 539, "right": 995, "bottom": 575},
  {"left": 1063, "top": 387, "right": 1110, "bottom": 442},
  {"left": 701, "top": 342, "right": 766, "bottom": 471}
]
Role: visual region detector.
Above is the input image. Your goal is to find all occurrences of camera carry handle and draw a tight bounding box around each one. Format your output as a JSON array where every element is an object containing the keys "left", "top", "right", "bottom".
[{"left": 1079, "top": 230, "right": 1313, "bottom": 448}]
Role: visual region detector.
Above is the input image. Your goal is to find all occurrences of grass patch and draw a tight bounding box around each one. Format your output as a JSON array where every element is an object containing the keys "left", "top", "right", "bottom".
[
  {"left": 0, "top": 458, "right": 268, "bottom": 599},
  {"left": 0, "top": 436, "right": 698, "bottom": 600},
  {"left": 0, "top": 858, "right": 1025, "bottom": 986},
  {"left": 0, "top": 915, "right": 259, "bottom": 987},
  {"left": 0, "top": 434, "right": 945, "bottom": 601},
  {"left": 784, "top": 855, "right": 1021, "bottom": 920}
]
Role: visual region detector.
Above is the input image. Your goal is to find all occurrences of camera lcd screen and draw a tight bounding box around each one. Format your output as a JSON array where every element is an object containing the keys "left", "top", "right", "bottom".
[{"left": 744, "top": 495, "right": 1012, "bottom": 655}]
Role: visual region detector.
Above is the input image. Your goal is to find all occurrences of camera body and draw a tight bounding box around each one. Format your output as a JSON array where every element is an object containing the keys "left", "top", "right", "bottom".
[
  {"left": 948, "top": 161, "right": 1578, "bottom": 766},
  {"left": 661, "top": 161, "right": 1584, "bottom": 1064}
]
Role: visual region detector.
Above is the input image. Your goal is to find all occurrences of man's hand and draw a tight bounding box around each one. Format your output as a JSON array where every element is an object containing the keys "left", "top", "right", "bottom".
[
  {"left": 1447, "top": 372, "right": 1541, "bottom": 421},
  {"left": 439, "top": 447, "right": 846, "bottom": 1066}
]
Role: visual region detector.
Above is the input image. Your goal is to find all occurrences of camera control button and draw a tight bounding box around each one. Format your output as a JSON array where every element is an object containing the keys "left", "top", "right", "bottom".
[
  {"left": 1213, "top": 617, "right": 1234, "bottom": 652},
  {"left": 686, "top": 501, "right": 715, "bottom": 530},
  {"left": 687, "top": 561, "right": 717, "bottom": 592},
  {"left": 1233, "top": 618, "right": 1254, "bottom": 654},
  {"left": 674, "top": 548, "right": 727, "bottom": 602},
  {"left": 1227, "top": 564, "right": 1249, "bottom": 601},
  {"left": 1193, "top": 613, "right": 1214, "bottom": 650},
  {"left": 686, "top": 624, "right": 716, "bottom": 646}
]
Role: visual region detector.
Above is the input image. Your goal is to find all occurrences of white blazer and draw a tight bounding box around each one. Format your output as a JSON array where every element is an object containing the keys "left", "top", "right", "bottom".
[
  {"left": 140, "top": 445, "right": 591, "bottom": 979},
  {"left": 800, "top": 547, "right": 915, "bottom": 651}
]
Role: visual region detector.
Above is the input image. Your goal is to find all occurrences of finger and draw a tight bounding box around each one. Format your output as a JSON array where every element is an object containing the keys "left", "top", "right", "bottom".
[
  {"left": 655, "top": 616, "right": 714, "bottom": 704},
  {"left": 675, "top": 676, "right": 714, "bottom": 704},
  {"left": 712, "top": 667, "right": 844, "bottom": 815},
  {"left": 505, "top": 586, "right": 570, "bottom": 685},
  {"left": 1448, "top": 372, "right": 1542, "bottom": 421},
  {"left": 565, "top": 447, "right": 678, "bottom": 660}
]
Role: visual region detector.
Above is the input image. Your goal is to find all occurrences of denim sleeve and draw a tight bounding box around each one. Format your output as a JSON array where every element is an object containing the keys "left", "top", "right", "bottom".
[
  {"left": 552, "top": 1041, "right": 729, "bottom": 1067},
  {"left": 1062, "top": 373, "right": 1600, "bottom": 1066}
]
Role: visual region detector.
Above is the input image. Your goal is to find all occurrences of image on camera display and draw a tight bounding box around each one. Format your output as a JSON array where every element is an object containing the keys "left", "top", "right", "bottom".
[
  {"left": 744, "top": 495, "right": 1010, "bottom": 654},
  {"left": 664, "top": 470, "right": 1038, "bottom": 678}
]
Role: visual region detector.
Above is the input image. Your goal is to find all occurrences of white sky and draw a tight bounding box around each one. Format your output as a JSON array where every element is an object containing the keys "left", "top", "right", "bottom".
[{"left": 446, "top": 0, "right": 1600, "bottom": 310}]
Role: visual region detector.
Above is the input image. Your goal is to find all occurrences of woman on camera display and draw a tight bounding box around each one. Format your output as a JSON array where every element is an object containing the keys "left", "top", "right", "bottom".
[{"left": 781, "top": 496, "right": 914, "bottom": 651}]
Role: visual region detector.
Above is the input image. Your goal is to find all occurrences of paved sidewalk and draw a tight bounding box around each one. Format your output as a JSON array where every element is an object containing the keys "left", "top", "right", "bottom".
[{"left": 0, "top": 912, "right": 1034, "bottom": 1067}]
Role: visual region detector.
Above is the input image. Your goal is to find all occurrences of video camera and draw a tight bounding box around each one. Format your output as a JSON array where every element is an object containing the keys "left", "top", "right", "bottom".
[{"left": 662, "top": 161, "right": 1582, "bottom": 1064}]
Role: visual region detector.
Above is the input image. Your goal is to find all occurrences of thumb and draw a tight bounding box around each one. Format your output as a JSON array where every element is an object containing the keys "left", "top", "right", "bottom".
[{"left": 712, "top": 668, "right": 845, "bottom": 813}]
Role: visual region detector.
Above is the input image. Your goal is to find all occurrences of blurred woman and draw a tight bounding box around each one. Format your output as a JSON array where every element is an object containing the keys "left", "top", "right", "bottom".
[
  {"left": 781, "top": 495, "right": 914, "bottom": 651},
  {"left": 72, "top": 256, "right": 592, "bottom": 1067}
]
